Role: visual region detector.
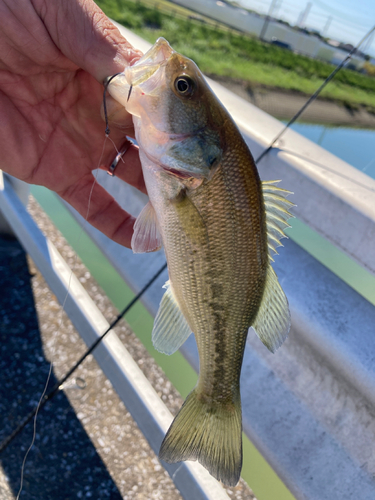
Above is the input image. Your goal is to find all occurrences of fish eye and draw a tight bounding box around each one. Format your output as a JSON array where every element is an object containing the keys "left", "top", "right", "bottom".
[{"left": 174, "top": 75, "right": 195, "bottom": 97}]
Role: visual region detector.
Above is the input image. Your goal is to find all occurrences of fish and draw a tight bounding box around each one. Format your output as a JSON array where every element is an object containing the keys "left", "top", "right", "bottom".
[{"left": 107, "top": 37, "right": 293, "bottom": 486}]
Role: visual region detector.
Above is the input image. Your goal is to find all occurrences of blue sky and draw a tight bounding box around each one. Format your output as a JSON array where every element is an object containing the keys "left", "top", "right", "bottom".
[{"left": 238, "top": 0, "right": 375, "bottom": 57}]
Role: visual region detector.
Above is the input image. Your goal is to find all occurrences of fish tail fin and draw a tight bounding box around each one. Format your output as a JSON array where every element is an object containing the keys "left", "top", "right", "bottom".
[{"left": 159, "top": 388, "right": 242, "bottom": 486}]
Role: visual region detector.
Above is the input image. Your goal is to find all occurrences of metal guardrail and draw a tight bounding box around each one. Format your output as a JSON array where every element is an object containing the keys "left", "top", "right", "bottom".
[
  {"left": 59, "top": 25, "right": 375, "bottom": 500},
  {"left": 0, "top": 170, "right": 230, "bottom": 500}
]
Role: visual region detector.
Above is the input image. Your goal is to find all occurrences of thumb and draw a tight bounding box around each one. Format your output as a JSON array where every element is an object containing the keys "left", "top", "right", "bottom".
[{"left": 38, "top": 0, "right": 142, "bottom": 82}]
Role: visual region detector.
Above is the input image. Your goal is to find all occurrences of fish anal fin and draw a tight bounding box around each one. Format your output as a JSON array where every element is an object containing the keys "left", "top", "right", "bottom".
[
  {"left": 152, "top": 281, "right": 191, "bottom": 355},
  {"left": 262, "top": 180, "right": 294, "bottom": 259},
  {"left": 131, "top": 201, "right": 162, "bottom": 253},
  {"left": 159, "top": 387, "right": 242, "bottom": 487},
  {"left": 252, "top": 265, "right": 291, "bottom": 352}
]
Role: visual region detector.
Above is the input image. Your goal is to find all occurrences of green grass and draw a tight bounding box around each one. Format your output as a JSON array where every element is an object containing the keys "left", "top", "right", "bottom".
[{"left": 95, "top": 0, "right": 375, "bottom": 110}]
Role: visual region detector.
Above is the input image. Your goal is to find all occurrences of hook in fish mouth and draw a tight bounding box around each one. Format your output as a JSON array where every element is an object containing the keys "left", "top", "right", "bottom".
[
  {"left": 127, "top": 85, "right": 133, "bottom": 102},
  {"left": 103, "top": 73, "right": 122, "bottom": 136}
]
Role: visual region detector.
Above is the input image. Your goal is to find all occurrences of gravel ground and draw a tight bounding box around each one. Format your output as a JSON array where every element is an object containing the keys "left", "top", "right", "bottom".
[{"left": 0, "top": 196, "right": 256, "bottom": 500}]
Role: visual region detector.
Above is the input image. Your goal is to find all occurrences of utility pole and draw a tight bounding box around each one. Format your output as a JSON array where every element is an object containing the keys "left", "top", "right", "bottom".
[
  {"left": 297, "top": 2, "right": 312, "bottom": 28},
  {"left": 322, "top": 15, "right": 332, "bottom": 37},
  {"left": 259, "top": 0, "right": 278, "bottom": 41},
  {"left": 273, "top": 0, "right": 283, "bottom": 18}
]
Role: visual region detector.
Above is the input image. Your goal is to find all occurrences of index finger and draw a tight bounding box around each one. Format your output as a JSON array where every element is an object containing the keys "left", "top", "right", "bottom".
[{"left": 60, "top": 172, "right": 138, "bottom": 248}]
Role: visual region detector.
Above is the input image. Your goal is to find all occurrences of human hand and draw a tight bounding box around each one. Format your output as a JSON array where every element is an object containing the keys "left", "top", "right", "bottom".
[{"left": 0, "top": 0, "right": 144, "bottom": 248}]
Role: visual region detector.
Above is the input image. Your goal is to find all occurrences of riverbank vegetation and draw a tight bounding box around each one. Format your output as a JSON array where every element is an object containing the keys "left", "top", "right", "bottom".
[{"left": 97, "top": 0, "right": 375, "bottom": 111}]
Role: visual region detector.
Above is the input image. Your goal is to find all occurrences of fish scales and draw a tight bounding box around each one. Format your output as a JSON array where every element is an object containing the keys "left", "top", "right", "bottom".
[
  {"left": 108, "top": 37, "right": 292, "bottom": 486},
  {"left": 171, "top": 141, "right": 268, "bottom": 398}
]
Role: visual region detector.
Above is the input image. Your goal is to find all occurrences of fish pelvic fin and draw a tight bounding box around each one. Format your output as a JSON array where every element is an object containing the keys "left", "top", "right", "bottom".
[
  {"left": 262, "top": 180, "right": 294, "bottom": 261},
  {"left": 159, "top": 388, "right": 242, "bottom": 487},
  {"left": 252, "top": 265, "right": 291, "bottom": 353},
  {"left": 152, "top": 281, "right": 192, "bottom": 355},
  {"left": 131, "top": 201, "right": 162, "bottom": 253}
]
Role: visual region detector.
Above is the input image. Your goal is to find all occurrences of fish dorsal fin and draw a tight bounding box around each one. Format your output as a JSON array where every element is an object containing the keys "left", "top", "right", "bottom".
[
  {"left": 152, "top": 281, "right": 192, "bottom": 355},
  {"left": 262, "top": 180, "right": 294, "bottom": 262},
  {"left": 131, "top": 201, "right": 162, "bottom": 253},
  {"left": 252, "top": 265, "right": 291, "bottom": 352}
]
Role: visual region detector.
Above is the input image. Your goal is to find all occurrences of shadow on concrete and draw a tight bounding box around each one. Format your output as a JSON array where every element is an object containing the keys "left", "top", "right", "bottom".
[{"left": 0, "top": 235, "right": 123, "bottom": 499}]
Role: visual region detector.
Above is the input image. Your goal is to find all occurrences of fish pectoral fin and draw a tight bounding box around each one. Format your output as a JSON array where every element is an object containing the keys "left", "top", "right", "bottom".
[
  {"left": 152, "top": 281, "right": 192, "bottom": 355},
  {"left": 174, "top": 194, "right": 209, "bottom": 248},
  {"left": 251, "top": 265, "right": 291, "bottom": 353},
  {"left": 131, "top": 201, "right": 162, "bottom": 253},
  {"left": 262, "top": 180, "right": 295, "bottom": 260}
]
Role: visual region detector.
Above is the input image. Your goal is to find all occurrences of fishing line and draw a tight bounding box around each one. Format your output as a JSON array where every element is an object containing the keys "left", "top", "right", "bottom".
[
  {"left": 4, "top": 79, "right": 165, "bottom": 455},
  {"left": 171, "top": 463, "right": 183, "bottom": 480},
  {"left": 255, "top": 24, "right": 375, "bottom": 165},
  {"left": 14, "top": 131, "right": 109, "bottom": 498},
  {"left": 10, "top": 76, "right": 127, "bottom": 476},
  {"left": 0, "top": 261, "right": 167, "bottom": 454},
  {"left": 362, "top": 157, "right": 375, "bottom": 174},
  {"left": 15, "top": 267, "right": 72, "bottom": 500},
  {"left": 15, "top": 345, "right": 54, "bottom": 500}
]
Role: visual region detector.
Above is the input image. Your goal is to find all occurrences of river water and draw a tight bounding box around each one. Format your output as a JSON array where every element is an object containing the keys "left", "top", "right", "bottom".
[{"left": 288, "top": 123, "right": 375, "bottom": 179}]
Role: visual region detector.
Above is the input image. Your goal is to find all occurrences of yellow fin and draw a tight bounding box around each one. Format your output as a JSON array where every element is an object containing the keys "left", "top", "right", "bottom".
[
  {"left": 252, "top": 265, "right": 291, "bottom": 352},
  {"left": 173, "top": 192, "right": 209, "bottom": 248},
  {"left": 262, "top": 180, "right": 294, "bottom": 259},
  {"left": 152, "top": 281, "right": 192, "bottom": 355},
  {"left": 159, "top": 387, "right": 242, "bottom": 487}
]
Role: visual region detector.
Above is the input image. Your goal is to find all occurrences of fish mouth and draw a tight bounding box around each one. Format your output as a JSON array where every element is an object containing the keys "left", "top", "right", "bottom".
[
  {"left": 125, "top": 38, "right": 174, "bottom": 88},
  {"left": 134, "top": 38, "right": 174, "bottom": 67}
]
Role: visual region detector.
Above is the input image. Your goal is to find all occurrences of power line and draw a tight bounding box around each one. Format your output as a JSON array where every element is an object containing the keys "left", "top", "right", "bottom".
[
  {"left": 312, "top": 0, "right": 372, "bottom": 26},
  {"left": 255, "top": 24, "right": 375, "bottom": 164}
]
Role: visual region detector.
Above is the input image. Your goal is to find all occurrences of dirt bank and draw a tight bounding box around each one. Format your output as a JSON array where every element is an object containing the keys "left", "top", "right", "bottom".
[{"left": 209, "top": 75, "right": 375, "bottom": 128}]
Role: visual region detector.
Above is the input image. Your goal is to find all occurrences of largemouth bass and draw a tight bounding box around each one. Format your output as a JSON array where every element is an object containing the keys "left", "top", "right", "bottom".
[{"left": 108, "top": 38, "right": 292, "bottom": 486}]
